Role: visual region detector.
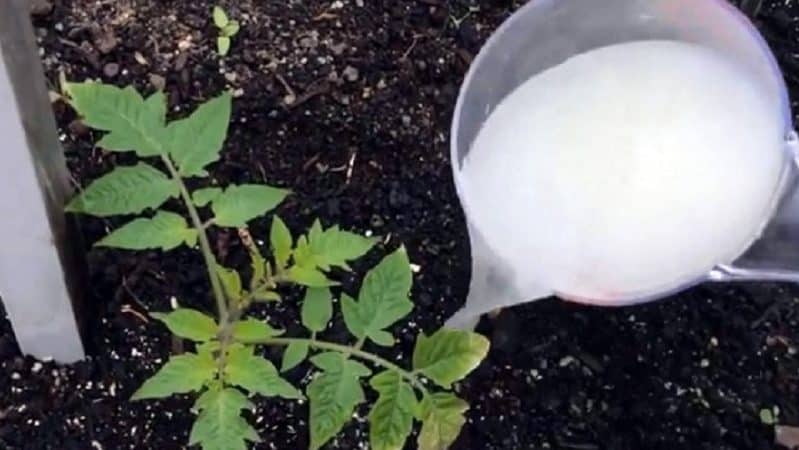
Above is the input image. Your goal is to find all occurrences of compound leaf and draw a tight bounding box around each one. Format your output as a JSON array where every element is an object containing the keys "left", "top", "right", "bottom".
[
  {"left": 189, "top": 387, "right": 260, "bottom": 450},
  {"left": 166, "top": 93, "right": 231, "bottom": 177},
  {"left": 307, "top": 352, "right": 371, "bottom": 450},
  {"left": 65, "top": 82, "right": 166, "bottom": 156},
  {"left": 211, "top": 184, "right": 290, "bottom": 227},
  {"left": 66, "top": 163, "right": 178, "bottom": 217},
  {"left": 131, "top": 351, "right": 216, "bottom": 400},
  {"left": 96, "top": 210, "right": 197, "bottom": 251},
  {"left": 417, "top": 393, "right": 469, "bottom": 450},
  {"left": 151, "top": 308, "right": 219, "bottom": 342},
  {"left": 224, "top": 345, "right": 303, "bottom": 399},
  {"left": 341, "top": 248, "right": 413, "bottom": 344},
  {"left": 368, "top": 371, "right": 418, "bottom": 450},
  {"left": 412, "top": 329, "right": 490, "bottom": 388},
  {"left": 232, "top": 318, "right": 283, "bottom": 342}
]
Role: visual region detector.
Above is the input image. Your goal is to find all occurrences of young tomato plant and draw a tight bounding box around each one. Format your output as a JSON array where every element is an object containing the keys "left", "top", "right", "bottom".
[
  {"left": 213, "top": 5, "right": 240, "bottom": 56},
  {"left": 63, "top": 81, "right": 490, "bottom": 450}
]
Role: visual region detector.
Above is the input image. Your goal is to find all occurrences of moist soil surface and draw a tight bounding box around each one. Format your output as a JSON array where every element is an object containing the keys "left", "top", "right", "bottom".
[{"left": 2, "top": 0, "right": 799, "bottom": 449}]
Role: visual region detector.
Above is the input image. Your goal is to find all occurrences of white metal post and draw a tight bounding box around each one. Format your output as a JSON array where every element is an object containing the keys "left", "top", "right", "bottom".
[{"left": 0, "top": 0, "right": 86, "bottom": 362}]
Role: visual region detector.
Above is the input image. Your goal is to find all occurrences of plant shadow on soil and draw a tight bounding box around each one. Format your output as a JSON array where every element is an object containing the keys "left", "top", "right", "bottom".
[{"left": 2, "top": 0, "right": 799, "bottom": 449}]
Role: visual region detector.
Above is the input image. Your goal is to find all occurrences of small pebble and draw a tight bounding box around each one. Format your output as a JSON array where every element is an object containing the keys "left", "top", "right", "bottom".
[
  {"left": 342, "top": 65, "right": 359, "bottom": 82},
  {"left": 103, "top": 62, "right": 119, "bottom": 78},
  {"left": 149, "top": 74, "right": 166, "bottom": 91}
]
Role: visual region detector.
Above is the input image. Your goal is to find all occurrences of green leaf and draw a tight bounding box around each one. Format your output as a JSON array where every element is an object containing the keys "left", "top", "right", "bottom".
[
  {"left": 189, "top": 387, "right": 260, "bottom": 450},
  {"left": 96, "top": 210, "right": 197, "bottom": 251},
  {"left": 151, "top": 308, "right": 219, "bottom": 342},
  {"left": 232, "top": 318, "right": 283, "bottom": 342},
  {"left": 281, "top": 341, "right": 309, "bottom": 372},
  {"left": 193, "top": 187, "right": 223, "bottom": 207},
  {"left": 211, "top": 184, "right": 290, "bottom": 227},
  {"left": 65, "top": 82, "right": 166, "bottom": 156},
  {"left": 131, "top": 352, "right": 216, "bottom": 400},
  {"left": 307, "top": 352, "right": 372, "bottom": 450},
  {"left": 166, "top": 93, "right": 231, "bottom": 177},
  {"left": 217, "top": 37, "right": 231, "bottom": 56},
  {"left": 252, "top": 289, "right": 281, "bottom": 302},
  {"left": 212, "top": 6, "right": 229, "bottom": 28},
  {"left": 295, "top": 220, "right": 376, "bottom": 271},
  {"left": 270, "top": 216, "right": 293, "bottom": 270},
  {"left": 144, "top": 91, "right": 167, "bottom": 124},
  {"left": 214, "top": 264, "right": 243, "bottom": 304},
  {"left": 301, "top": 287, "right": 333, "bottom": 333},
  {"left": 368, "top": 330, "right": 395, "bottom": 347},
  {"left": 287, "top": 265, "right": 338, "bottom": 287},
  {"left": 412, "top": 329, "right": 490, "bottom": 388},
  {"left": 225, "top": 345, "right": 303, "bottom": 399},
  {"left": 340, "top": 248, "right": 413, "bottom": 344},
  {"left": 223, "top": 20, "right": 240, "bottom": 37},
  {"left": 368, "top": 371, "right": 418, "bottom": 450},
  {"left": 66, "top": 163, "right": 178, "bottom": 217},
  {"left": 417, "top": 393, "right": 469, "bottom": 450},
  {"left": 760, "top": 408, "right": 776, "bottom": 425}
]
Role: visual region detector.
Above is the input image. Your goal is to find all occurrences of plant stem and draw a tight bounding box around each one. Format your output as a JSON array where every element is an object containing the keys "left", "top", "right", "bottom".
[
  {"left": 252, "top": 337, "right": 428, "bottom": 393},
  {"left": 161, "top": 156, "right": 228, "bottom": 323}
]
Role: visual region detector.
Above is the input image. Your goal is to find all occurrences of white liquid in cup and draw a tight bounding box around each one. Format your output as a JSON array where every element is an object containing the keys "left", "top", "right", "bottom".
[{"left": 460, "top": 40, "right": 787, "bottom": 304}]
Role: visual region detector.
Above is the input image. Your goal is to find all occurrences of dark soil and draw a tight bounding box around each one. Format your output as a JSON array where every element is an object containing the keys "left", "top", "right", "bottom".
[{"left": 2, "top": 0, "right": 799, "bottom": 449}]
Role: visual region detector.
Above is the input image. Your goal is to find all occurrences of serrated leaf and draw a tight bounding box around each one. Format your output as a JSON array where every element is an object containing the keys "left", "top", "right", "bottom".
[
  {"left": 212, "top": 6, "right": 229, "bottom": 28},
  {"left": 232, "top": 318, "right": 283, "bottom": 342},
  {"left": 214, "top": 264, "right": 243, "bottom": 304},
  {"left": 369, "top": 371, "right": 418, "bottom": 450},
  {"left": 340, "top": 248, "right": 413, "bottom": 344},
  {"left": 211, "top": 184, "right": 290, "bottom": 227},
  {"left": 217, "top": 37, "right": 231, "bottom": 56},
  {"left": 166, "top": 93, "right": 231, "bottom": 177},
  {"left": 295, "top": 221, "right": 376, "bottom": 272},
  {"left": 189, "top": 387, "right": 260, "bottom": 450},
  {"left": 131, "top": 352, "right": 216, "bottom": 400},
  {"left": 66, "top": 163, "right": 178, "bottom": 217},
  {"left": 287, "top": 265, "right": 338, "bottom": 287},
  {"left": 311, "top": 224, "right": 376, "bottom": 271},
  {"left": 223, "top": 20, "right": 240, "bottom": 37},
  {"left": 270, "top": 216, "right": 292, "bottom": 270},
  {"left": 96, "top": 210, "right": 197, "bottom": 251},
  {"left": 301, "top": 287, "right": 333, "bottom": 333},
  {"left": 65, "top": 82, "right": 166, "bottom": 156},
  {"left": 418, "top": 393, "right": 469, "bottom": 450},
  {"left": 151, "top": 308, "right": 219, "bottom": 342},
  {"left": 281, "top": 341, "right": 309, "bottom": 372},
  {"left": 225, "top": 345, "right": 303, "bottom": 399},
  {"left": 193, "top": 187, "right": 223, "bottom": 207},
  {"left": 412, "top": 329, "right": 490, "bottom": 388},
  {"left": 307, "top": 353, "right": 372, "bottom": 450}
]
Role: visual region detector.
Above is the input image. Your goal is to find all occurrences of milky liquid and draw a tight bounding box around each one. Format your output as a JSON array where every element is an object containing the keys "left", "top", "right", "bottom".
[{"left": 460, "top": 40, "right": 787, "bottom": 304}]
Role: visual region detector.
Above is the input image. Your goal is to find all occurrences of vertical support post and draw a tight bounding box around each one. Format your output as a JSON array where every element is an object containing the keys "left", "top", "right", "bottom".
[{"left": 0, "top": 0, "right": 86, "bottom": 362}]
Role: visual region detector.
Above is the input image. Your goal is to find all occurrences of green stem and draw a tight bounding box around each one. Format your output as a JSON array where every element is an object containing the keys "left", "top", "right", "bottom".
[
  {"left": 161, "top": 155, "right": 228, "bottom": 323},
  {"left": 252, "top": 337, "right": 428, "bottom": 394}
]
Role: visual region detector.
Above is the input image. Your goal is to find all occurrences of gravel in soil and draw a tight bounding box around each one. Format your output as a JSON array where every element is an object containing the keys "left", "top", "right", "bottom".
[{"left": 2, "top": 0, "right": 799, "bottom": 449}]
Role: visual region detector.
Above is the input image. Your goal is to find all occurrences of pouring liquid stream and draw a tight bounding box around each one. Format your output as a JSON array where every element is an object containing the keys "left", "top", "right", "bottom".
[{"left": 448, "top": 40, "right": 788, "bottom": 328}]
